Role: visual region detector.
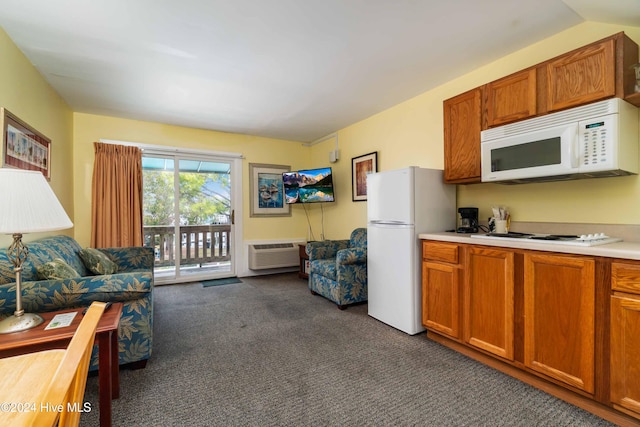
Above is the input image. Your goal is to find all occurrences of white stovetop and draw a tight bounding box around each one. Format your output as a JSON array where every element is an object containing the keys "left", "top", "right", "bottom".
[
  {"left": 469, "top": 233, "right": 622, "bottom": 247},
  {"left": 419, "top": 232, "right": 640, "bottom": 261}
]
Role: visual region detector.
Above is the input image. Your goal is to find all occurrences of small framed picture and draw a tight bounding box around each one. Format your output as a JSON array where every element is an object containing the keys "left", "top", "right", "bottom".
[
  {"left": 249, "top": 163, "right": 291, "bottom": 217},
  {"left": 351, "top": 151, "right": 378, "bottom": 201},
  {"left": 1, "top": 108, "right": 51, "bottom": 180}
]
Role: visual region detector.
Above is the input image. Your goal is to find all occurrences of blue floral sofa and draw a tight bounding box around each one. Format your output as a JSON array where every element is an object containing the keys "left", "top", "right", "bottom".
[
  {"left": 0, "top": 235, "right": 154, "bottom": 370},
  {"left": 307, "top": 228, "right": 367, "bottom": 309}
]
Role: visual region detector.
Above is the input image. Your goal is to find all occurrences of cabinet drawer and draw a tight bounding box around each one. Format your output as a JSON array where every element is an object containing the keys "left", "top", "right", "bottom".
[
  {"left": 612, "top": 262, "right": 640, "bottom": 294},
  {"left": 422, "top": 241, "right": 459, "bottom": 264}
]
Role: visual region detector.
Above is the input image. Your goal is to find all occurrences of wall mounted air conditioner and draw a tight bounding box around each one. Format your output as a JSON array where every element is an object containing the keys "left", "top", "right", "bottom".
[{"left": 248, "top": 243, "right": 299, "bottom": 270}]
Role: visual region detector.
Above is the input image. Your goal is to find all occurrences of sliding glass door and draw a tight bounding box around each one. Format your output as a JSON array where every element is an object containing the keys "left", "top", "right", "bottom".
[{"left": 142, "top": 153, "right": 236, "bottom": 284}]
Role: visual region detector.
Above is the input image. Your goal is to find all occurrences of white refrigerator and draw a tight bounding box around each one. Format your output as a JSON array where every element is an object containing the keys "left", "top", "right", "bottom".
[{"left": 367, "top": 167, "right": 455, "bottom": 335}]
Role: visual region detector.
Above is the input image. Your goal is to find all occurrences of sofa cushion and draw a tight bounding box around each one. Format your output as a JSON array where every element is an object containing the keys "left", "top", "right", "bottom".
[
  {"left": 0, "top": 235, "right": 90, "bottom": 284},
  {"left": 79, "top": 248, "right": 118, "bottom": 275},
  {"left": 36, "top": 258, "right": 81, "bottom": 280}
]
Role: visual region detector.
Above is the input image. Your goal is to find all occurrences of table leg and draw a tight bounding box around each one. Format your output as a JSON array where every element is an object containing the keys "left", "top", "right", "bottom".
[
  {"left": 110, "top": 329, "right": 120, "bottom": 399},
  {"left": 98, "top": 331, "right": 112, "bottom": 427}
]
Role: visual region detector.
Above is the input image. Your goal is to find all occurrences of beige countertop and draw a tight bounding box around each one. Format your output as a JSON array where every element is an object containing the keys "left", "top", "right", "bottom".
[{"left": 419, "top": 231, "right": 640, "bottom": 261}]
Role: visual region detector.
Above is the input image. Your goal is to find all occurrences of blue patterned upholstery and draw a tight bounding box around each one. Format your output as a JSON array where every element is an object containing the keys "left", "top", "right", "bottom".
[
  {"left": 307, "top": 228, "right": 367, "bottom": 308},
  {"left": 0, "top": 235, "right": 153, "bottom": 370}
]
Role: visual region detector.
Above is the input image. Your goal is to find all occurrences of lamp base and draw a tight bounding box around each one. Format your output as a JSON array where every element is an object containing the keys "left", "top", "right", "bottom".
[{"left": 0, "top": 313, "right": 44, "bottom": 334}]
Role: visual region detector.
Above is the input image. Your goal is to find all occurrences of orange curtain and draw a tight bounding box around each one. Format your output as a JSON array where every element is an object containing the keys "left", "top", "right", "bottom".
[{"left": 90, "top": 142, "right": 143, "bottom": 248}]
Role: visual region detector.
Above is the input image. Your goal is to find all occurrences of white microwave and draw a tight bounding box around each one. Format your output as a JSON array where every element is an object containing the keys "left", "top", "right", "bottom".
[{"left": 481, "top": 98, "right": 639, "bottom": 184}]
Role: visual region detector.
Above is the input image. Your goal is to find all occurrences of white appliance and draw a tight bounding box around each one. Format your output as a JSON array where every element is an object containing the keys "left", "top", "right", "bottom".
[
  {"left": 367, "top": 167, "right": 455, "bottom": 335},
  {"left": 481, "top": 98, "right": 639, "bottom": 184}
]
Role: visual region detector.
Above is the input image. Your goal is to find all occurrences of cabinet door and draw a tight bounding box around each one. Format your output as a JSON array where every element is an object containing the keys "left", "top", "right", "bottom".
[
  {"left": 611, "top": 295, "right": 640, "bottom": 416},
  {"left": 443, "top": 88, "right": 482, "bottom": 184},
  {"left": 545, "top": 39, "right": 615, "bottom": 112},
  {"left": 486, "top": 69, "right": 537, "bottom": 127},
  {"left": 464, "top": 247, "right": 514, "bottom": 360},
  {"left": 524, "top": 253, "right": 595, "bottom": 393},
  {"left": 422, "top": 261, "right": 460, "bottom": 339}
]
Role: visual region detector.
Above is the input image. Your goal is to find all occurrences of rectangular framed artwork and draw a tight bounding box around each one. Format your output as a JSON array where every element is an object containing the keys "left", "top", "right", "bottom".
[
  {"left": 1, "top": 108, "right": 51, "bottom": 179},
  {"left": 249, "top": 163, "right": 291, "bottom": 217},
  {"left": 351, "top": 151, "right": 378, "bottom": 201}
]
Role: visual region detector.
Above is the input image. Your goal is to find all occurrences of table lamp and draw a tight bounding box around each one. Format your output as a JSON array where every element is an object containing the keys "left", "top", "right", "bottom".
[{"left": 0, "top": 168, "right": 73, "bottom": 334}]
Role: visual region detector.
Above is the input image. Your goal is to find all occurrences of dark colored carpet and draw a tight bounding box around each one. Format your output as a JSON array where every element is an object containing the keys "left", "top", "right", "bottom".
[
  {"left": 79, "top": 272, "right": 614, "bottom": 426},
  {"left": 201, "top": 277, "right": 243, "bottom": 287}
]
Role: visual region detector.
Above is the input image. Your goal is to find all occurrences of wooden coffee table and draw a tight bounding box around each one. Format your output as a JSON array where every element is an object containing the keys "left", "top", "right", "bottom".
[{"left": 0, "top": 302, "right": 123, "bottom": 427}]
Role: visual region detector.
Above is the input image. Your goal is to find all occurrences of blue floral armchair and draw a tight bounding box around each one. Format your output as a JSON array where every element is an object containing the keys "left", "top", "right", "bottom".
[{"left": 306, "top": 228, "right": 367, "bottom": 309}]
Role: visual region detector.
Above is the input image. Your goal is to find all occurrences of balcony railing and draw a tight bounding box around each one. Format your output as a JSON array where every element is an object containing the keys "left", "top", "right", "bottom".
[{"left": 144, "top": 224, "right": 231, "bottom": 267}]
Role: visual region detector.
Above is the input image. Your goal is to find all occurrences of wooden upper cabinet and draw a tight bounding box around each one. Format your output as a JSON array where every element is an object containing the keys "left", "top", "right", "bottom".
[
  {"left": 441, "top": 32, "right": 638, "bottom": 184},
  {"left": 523, "top": 253, "right": 595, "bottom": 394},
  {"left": 544, "top": 38, "right": 615, "bottom": 112},
  {"left": 542, "top": 32, "right": 639, "bottom": 111},
  {"left": 485, "top": 69, "right": 537, "bottom": 127},
  {"left": 443, "top": 88, "right": 482, "bottom": 184}
]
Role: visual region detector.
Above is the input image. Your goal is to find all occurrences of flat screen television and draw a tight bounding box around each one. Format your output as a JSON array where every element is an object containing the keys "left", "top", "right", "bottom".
[{"left": 283, "top": 167, "right": 335, "bottom": 204}]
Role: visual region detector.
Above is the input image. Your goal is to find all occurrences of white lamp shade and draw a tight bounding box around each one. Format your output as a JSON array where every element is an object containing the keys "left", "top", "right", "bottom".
[{"left": 0, "top": 169, "right": 73, "bottom": 233}]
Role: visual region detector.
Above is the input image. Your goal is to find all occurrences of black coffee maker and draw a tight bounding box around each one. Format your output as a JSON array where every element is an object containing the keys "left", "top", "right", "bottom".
[{"left": 457, "top": 207, "right": 479, "bottom": 233}]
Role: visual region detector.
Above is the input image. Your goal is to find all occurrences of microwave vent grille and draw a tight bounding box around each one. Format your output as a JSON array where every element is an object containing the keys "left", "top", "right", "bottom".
[{"left": 481, "top": 98, "right": 623, "bottom": 142}]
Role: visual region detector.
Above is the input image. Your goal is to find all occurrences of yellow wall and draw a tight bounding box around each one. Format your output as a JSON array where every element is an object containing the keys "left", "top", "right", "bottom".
[
  {"left": 0, "top": 29, "right": 74, "bottom": 248},
  {"left": 319, "top": 22, "right": 640, "bottom": 238},
  {"left": 308, "top": 84, "right": 450, "bottom": 239},
  {"left": 3, "top": 21, "right": 640, "bottom": 250},
  {"left": 72, "top": 113, "right": 310, "bottom": 246}
]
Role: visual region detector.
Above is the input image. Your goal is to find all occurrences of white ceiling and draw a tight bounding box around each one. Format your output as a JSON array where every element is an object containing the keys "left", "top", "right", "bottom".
[{"left": 0, "top": 0, "right": 638, "bottom": 143}]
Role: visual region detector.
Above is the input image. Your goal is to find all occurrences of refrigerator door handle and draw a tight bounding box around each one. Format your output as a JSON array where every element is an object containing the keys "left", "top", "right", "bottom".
[{"left": 369, "top": 220, "right": 409, "bottom": 225}]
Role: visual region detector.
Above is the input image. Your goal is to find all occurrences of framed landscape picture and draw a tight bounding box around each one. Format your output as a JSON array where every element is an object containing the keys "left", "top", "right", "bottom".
[
  {"left": 249, "top": 163, "right": 291, "bottom": 217},
  {"left": 1, "top": 108, "right": 51, "bottom": 180},
  {"left": 352, "top": 151, "right": 377, "bottom": 201}
]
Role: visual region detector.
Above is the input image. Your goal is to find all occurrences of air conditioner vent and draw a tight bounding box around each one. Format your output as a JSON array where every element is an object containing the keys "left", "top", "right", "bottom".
[
  {"left": 248, "top": 242, "right": 299, "bottom": 270},
  {"left": 252, "top": 243, "right": 295, "bottom": 250}
]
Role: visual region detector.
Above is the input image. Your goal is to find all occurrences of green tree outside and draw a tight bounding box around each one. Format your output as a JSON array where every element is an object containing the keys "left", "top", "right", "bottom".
[{"left": 143, "top": 170, "right": 230, "bottom": 226}]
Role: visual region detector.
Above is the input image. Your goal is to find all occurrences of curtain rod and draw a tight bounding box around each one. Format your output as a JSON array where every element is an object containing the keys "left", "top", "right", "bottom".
[{"left": 99, "top": 139, "right": 244, "bottom": 159}]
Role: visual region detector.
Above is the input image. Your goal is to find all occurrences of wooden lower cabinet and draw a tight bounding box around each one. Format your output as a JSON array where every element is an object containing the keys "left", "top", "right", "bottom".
[
  {"left": 422, "top": 261, "right": 460, "bottom": 339},
  {"left": 422, "top": 241, "right": 461, "bottom": 339},
  {"left": 610, "top": 294, "right": 640, "bottom": 417},
  {"left": 464, "top": 247, "right": 514, "bottom": 360},
  {"left": 610, "top": 261, "right": 640, "bottom": 419},
  {"left": 421, "top": 240, "right": 640, "bottom": 424},
  {"left": 523, "top": 253, "right": 595, "bottom": 394}
]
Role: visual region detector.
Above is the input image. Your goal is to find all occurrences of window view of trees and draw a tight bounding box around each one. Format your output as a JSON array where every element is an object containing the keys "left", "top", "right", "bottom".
[{"left": 143, "top": 170, "right": 231, "bottom": 226}]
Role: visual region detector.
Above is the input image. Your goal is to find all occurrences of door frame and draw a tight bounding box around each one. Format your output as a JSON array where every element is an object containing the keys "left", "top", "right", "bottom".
[{"left": 101, "top": 139, "right": 244, "bottom": 285}]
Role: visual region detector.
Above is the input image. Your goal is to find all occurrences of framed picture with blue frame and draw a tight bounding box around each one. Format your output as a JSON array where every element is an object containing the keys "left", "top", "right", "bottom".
[{"left": 249, "top": 163, "right": 291, "bottom": 217}]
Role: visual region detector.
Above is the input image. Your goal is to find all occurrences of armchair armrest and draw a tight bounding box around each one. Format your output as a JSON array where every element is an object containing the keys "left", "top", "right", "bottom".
[
  {"left": 306, "top": 240, "right": 350, "bottom": 260},
  {"left": 98, "top": 246, "right": 154, "bottom": 272},
  {"left": 337, "top": 247, "right": 367, "bottom": 265}
]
